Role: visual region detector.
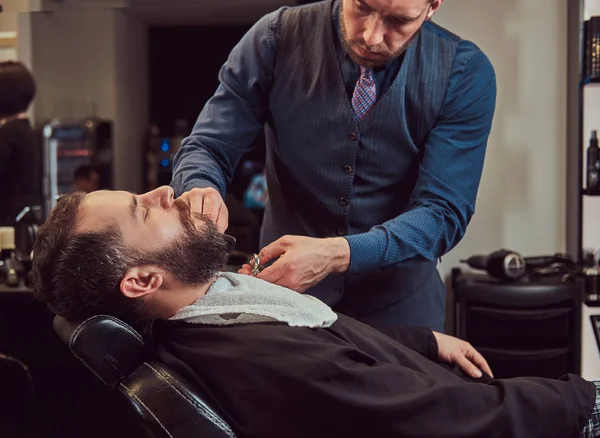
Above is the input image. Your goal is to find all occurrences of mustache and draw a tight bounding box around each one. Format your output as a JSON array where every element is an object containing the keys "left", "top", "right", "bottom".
[
  {"left": 349, "top": 38, "right": 389, "bottom": 54},
  {"left": 173, "top": 198, "right": 205, "bottom": 232}
]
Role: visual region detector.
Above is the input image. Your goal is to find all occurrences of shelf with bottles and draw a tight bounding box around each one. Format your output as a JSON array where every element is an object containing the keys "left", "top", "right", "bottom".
[{"left": 583, "top": 15, "right": 600, "bottom": 86}]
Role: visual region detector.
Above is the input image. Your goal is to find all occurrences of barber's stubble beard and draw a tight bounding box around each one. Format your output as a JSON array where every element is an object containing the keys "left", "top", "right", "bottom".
[
  {"left": 131, "top": 199, "right": 230, "bottom": 287},
  {"left": 339, "top": 2, "right": 426, "bottom": 69}
]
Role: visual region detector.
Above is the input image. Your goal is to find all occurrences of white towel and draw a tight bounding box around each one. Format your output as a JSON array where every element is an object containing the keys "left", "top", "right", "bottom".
[{"left": 169, "top": 272, "right": 338, "bottom": 329}]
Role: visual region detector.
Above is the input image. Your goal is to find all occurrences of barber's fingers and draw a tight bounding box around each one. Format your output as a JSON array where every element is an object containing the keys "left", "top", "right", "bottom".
[
  {"left": 258, "top": 237, "right": 292, "bottom": 265},
  {"left": 238, "top": 263, "right": 253, "bottom": 275},
  {"left": 179, "top": 188, "right": 229, "bottom": 233},
  {"left": 201, "top": 189, "right": 228, "bottom": 231},
  {"left": 179, "top": 187, "right": 216, "bottom": 215},
  {"left": 465, "top": 348, "right": 494, "bottom": 378},
  {"left": 215, "top": 203, "right": 229, "bottom": 234},
  {"left": 257, "top": 258, "right": 287, "bottom": 284},
  {"left": 238, "top": 261, "right": 289, "bottom": 289}
]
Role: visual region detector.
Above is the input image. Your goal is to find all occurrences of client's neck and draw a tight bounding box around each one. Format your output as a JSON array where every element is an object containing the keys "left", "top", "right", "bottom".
[{"left": 153, "top": 275, "right": 219, "bottom": 320}]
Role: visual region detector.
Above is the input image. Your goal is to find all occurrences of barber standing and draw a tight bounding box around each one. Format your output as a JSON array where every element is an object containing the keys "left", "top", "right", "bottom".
[
  {"left": 172, "top": 0, "right": 496, "bottom": 332},
  {"left": 0, "top": 61, "right": 41, "bottom": 226}
]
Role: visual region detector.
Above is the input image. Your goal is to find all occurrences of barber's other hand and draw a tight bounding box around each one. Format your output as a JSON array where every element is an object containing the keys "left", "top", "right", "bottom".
[
  {"left": 177, "top": 187, "right": 229, "bottom": 233},
  {"left": 238, "top": 236, "right": 350, "bottom": 293},
  {"left": 433, "top": 332, "right": 493, "bottom": 379}
]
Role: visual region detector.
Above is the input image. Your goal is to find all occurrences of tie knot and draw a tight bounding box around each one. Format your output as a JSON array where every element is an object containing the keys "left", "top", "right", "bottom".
[
  {"left": 360, "top": 66, "right": 374, "bottom": 78},
  {"left": 353, "top": 66, "right": 377, "bottom": 122}
]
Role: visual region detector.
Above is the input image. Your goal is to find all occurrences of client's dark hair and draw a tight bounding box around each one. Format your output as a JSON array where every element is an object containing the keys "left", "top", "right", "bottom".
[
  {"left": 0, "top": 61, "right": 36, "bottom": 119},
  {"left": 32, "top": 193, "right": 148, "bottom": 326}
]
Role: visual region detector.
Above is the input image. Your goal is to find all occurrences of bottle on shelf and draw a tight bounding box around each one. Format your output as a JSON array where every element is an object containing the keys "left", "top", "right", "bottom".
[
  {"left": 0, "top": 227, "right": 23, "bottom": 286},
  {"left": 585, "top": 17, "right": 600, "bottom": 81},
  {"left": 587, "top": 130, "right": 600, "bottom": 195},
  {"left": 583, "top": 248, "right": 600, "bottom": 302}
]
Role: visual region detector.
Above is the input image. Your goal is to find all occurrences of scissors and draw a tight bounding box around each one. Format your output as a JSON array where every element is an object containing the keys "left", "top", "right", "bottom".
[{"left": 251, "top": 253, "right": 261, "bottom": 276}]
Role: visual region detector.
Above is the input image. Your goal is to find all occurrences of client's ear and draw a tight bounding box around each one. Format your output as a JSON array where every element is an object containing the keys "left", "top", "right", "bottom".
[{"left": 120, "top": 266, "right": 164, "bottom": 299}]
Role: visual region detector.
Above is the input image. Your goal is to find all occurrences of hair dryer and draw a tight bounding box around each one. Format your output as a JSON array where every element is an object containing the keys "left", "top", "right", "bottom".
[
  {"left": 461, "top": 249, "right": 526, "bottom": 281},
  {"left": 461, "top": 249, "right": 575, "bottom": 282}
]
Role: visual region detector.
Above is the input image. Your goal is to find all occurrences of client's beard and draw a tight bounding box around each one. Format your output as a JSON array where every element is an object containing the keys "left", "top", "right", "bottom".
[{"left": 131, "top": 199, "right": 230, "bottom": 286}]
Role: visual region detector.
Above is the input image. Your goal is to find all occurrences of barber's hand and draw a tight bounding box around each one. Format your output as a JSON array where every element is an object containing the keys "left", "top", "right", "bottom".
[
  {"left": 177, "top": 187, "right": 229, "bottom": 233},
  {"left": 238, "top": 235, "right": 350, "bottom": 293},
  {"left": 432, "top": 332, "right": 493, "bottom": 379}
]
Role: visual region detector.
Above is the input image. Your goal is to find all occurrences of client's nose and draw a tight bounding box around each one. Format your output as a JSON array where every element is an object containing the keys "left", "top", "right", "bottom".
[{"left": 140, "top": 186, "right": 174, "bottom": 209}]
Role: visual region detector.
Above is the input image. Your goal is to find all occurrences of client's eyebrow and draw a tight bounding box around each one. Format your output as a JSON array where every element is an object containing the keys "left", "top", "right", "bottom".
[{"left": 130, "top": 195, "right": 138, "bottom": 220}]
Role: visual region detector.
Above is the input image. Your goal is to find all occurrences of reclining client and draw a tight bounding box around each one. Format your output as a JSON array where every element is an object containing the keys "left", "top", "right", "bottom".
[{"left": 32, "top": 186, "right": 600, "bottom": 438}]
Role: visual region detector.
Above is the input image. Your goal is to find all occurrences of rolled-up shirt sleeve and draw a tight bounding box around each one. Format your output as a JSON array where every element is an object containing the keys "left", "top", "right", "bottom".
[{"left": 171, "top": 9, "right": 284, "bottom": 197}]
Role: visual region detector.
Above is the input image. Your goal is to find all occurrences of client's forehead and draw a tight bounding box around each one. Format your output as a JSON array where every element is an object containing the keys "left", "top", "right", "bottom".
[{"left": 74, "top": 190, "right": 131, "bottom": 233}]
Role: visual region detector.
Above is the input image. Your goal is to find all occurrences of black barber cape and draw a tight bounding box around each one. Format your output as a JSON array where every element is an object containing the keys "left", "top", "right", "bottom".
[{"left": 152, "top": 313, "right": 594, "bottom": 438}]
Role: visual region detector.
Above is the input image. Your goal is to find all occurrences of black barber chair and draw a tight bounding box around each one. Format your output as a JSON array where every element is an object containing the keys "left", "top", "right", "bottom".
[
  {"left": 53, "top": 315, "right": 236, "bottom": 438},
  {"left": 0, "top": 353, "right": 36, "bottom": 438}
]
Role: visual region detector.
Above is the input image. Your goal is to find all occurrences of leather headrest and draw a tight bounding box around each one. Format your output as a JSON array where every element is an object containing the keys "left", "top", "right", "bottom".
[{"left": 53, "top": 315, "right": 146, "bottom": 388}]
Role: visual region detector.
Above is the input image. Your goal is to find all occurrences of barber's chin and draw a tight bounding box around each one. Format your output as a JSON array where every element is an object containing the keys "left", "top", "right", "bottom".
[
  {"left": 355, "top": 58, "right": 385, "bottom": 69},
  {"left": 351, "top": 49, "right": 386, "bottom": 68}
]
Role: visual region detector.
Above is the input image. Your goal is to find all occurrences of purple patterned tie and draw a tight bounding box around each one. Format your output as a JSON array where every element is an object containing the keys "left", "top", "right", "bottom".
[{"left": 352, "top": 66, "right": 376, "bottom": 122}]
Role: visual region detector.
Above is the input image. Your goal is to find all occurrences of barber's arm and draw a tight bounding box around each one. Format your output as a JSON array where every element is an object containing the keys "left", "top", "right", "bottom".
[
  {"left": 171, "top": 9, "right": 283, "bottom": 229},
  {"left": 244, "top": 43, "right": 496, "bottom": 288}
]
